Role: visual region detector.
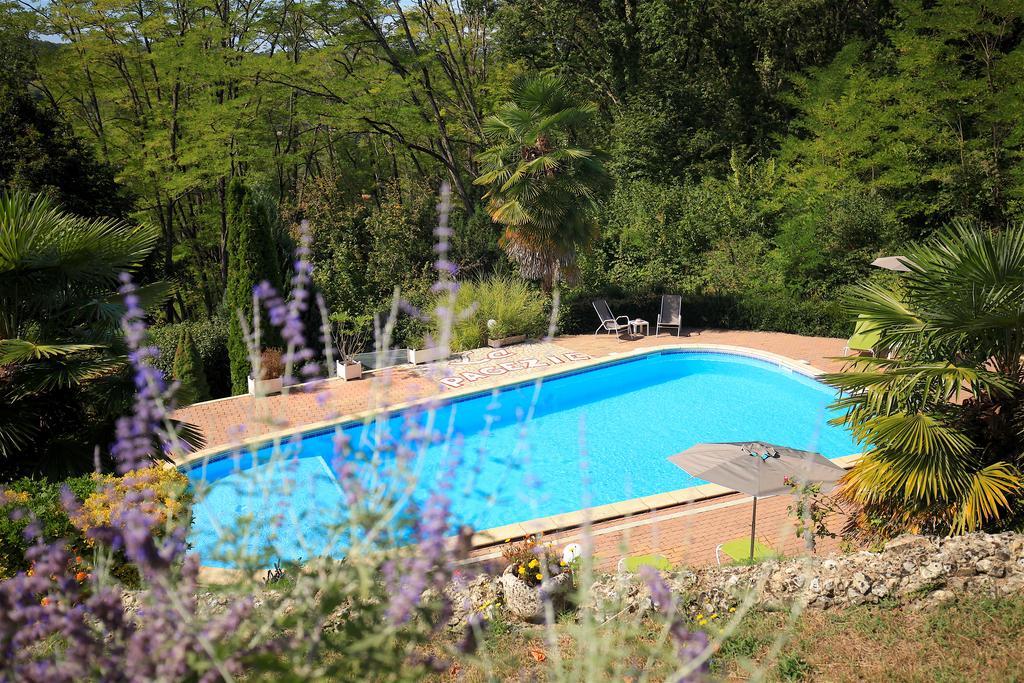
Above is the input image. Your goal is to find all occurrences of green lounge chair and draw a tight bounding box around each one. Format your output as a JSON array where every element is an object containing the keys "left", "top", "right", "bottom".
[
  {"left": 716, "top": 539, "right": 777, "bottom": 565},
  {"left": 844, "top": 314, "right": 882, "bottom": 355},
  {"left": 617, "top": 553, "right": 673, "bottom": 573}
]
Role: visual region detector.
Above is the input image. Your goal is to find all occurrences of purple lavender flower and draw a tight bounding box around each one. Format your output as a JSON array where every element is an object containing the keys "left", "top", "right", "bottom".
[
  {"left": 112, "top": 274, "right": 180, "bottom": 472},
  {"left": 639, "top": 565, "right": 709, "bottom": 680},
  {"left": 383, "top": 431, "right": 461, "bottom": 626}
]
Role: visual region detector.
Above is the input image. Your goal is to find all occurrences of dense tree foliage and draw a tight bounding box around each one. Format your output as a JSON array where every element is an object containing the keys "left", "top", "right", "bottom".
[{"left": 0, "top": 13, "right": 129, "bottom": 218}]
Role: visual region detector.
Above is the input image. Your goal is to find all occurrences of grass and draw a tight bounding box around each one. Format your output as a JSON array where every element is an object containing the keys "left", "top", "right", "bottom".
[{"left": 423, "top": 596, "right": 1024, "bottom": 681}]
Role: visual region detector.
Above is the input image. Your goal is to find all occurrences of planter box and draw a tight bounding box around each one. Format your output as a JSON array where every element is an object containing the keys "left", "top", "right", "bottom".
[
  {"left": 247, "top": 375, "right": 283, "bottom": 396},
  {"left": 408, "top": 346, "right": 449, "bottom": 365},
  {"left": 487, "top": 334, "right": 527, "bottom": 349},
  {"left": 335, "top": 359, "right": 363, "bottom": 381}
]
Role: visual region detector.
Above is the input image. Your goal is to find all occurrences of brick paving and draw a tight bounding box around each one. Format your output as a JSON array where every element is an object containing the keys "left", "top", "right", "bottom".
[
  {"left": 467, "top": 488, "right": 848, "bottom": 571},
  {"left": 175, "top": 329, "right": 855, "bottom": 568}
]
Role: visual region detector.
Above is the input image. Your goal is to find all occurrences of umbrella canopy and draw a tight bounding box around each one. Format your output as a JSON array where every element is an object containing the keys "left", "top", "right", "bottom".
[
  {"left": 870, "top": 255, "right": 916, "bottom": 272},
  {"left": 667, "top": 442, "right": 846, "bottom": 561},
  {"left": 667, "top": 442, "right": 845, "bottom": 499}
]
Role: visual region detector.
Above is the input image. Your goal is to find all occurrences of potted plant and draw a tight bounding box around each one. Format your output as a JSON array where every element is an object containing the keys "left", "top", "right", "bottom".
[
  {"left": 495, "top": 536, "right": 574, "bottom": 622},
  {"left": 331, "top": 312, "right": 371, "bottom": 381},
  {"left": 247, "top": 348, "right": 285, "bottom": 396},
  {"left": 486, "top": 318, "right": 527, "bottom": 349}
]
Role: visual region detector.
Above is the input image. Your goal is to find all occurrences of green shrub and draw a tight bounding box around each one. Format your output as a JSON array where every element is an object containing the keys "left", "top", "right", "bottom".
[
  {"left": 149, "top": 314, "right": 231, "bottom": 399},
  {"left": 0, "top": 475, "right": 95, "bottom": 578},
  {"left": 1, "top": 468, "right": 193, "bottom": 584},
  {"left": 558, "top": 290, "right": 850, "bottom": 339},
  {"left": 172, "top": 328, "right": 211, "bottom": 405},
  {"left": 430, "top": 275, "right": 549, "bottom": 351}
]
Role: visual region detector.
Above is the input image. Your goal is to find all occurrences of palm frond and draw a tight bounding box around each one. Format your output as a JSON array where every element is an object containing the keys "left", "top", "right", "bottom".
[{"left": 0, "top": 339, "right": 103, "bottom": 364}]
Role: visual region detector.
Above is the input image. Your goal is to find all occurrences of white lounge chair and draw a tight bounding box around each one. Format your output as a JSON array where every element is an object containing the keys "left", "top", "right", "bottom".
[
  {"left": 656, "top": 294, "right": 683, "bottom": 336},
  {"left": 593, "top": 299, "right": 632, "bottom": 341}
]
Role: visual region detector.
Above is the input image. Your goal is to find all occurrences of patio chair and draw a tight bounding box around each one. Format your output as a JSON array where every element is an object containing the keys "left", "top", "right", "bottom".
[
  {"left": 843, "top": 314, "right": 882, "bottom": 356},
  {"left": 617, "top": 553, "right": 673, "bottom": 574},
  {"left": 592, "top": 299, "right": 632, "bottom": 341},
  {"left": 715, "top": 538, "right": 778, "bottom": 566},
  {"left": 655, "top": 294, "right": 683, "bottom": 336}
]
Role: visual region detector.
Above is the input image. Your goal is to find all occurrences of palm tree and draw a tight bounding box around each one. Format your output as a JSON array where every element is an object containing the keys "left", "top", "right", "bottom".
[
  {"left": 825, "top": 220, "right": 1024, "bottom": 538},
  {"left": 0, "top": 191, "right": 169, "bottom": 473},
  {"left": 474, "top": 75, "right": 608, "bottom": 291}
]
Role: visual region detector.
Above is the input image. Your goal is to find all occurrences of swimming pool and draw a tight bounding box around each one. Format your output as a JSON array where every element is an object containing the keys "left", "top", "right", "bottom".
[{"left": 183, "top": 349, "right": 859, "bottom": 567}]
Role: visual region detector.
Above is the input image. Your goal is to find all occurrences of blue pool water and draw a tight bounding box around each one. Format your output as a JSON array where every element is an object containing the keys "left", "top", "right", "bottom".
[{"left": 184, "top": 350, "right": 859, "bottom": 567}]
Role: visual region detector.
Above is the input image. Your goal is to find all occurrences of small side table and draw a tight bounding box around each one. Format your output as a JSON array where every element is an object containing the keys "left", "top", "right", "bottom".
[{"left": 629, "top": 319, "right": 649, "bottom": 338}]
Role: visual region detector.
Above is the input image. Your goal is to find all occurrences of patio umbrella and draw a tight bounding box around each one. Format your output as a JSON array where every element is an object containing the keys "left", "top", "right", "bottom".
[
  {"left": 870, "top": 255, "right": 916, "bottom": 272},
  {"left": 667, "top": 442, "right": 846, "bottom": 560}
]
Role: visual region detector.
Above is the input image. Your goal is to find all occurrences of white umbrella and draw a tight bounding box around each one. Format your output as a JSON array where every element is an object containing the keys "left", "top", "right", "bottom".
[
  {"left": 667, "top": 442, "right": 845, "bottom": 560},
  {"left": 871, "top": 256, "right": 916, "bottom": 272}
]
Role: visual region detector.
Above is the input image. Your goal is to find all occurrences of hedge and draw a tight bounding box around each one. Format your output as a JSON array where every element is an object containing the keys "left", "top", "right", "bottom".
[{"left": 558, "top": 290, "right": 851, "bottom": 339}]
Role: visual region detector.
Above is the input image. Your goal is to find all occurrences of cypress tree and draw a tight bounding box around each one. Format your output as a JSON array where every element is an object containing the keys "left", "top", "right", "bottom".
[
  {"left": 225, "top": 178, "right": 283, "bottom": 394},
  {"left": 172, "top": 327, "right": 211, "bottom": 405}
]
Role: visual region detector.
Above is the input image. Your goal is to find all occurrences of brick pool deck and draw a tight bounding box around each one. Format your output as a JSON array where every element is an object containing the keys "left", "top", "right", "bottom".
[{"left": 175, "top": 329, "right": 855, "bottom": 573}]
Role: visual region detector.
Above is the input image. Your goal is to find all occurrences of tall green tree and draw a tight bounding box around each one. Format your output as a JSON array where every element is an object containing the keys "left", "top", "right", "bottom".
[
  {"left": 779, "top": 0, "right": 1024, "bottom": 232},
  {"left": 826, "top": 222, "right": 1024, "bottom": 538},
  {"left": 0, "top": 10, "right": 129, "bottom": 218},
  {"left": 172, "top": 328, "right": 210, "bottom": 406},
  {"left": 0, "top": 191, "right": 166, "bottom": 474},
  {"left": 475, "top": 75, "right": 609, "bottom": 291},
  {"left": 225, "top": 179, "right": 283, "bottom": 394},
  {"left": 495, "top": 0, "right": 886, "bottom": 180}
]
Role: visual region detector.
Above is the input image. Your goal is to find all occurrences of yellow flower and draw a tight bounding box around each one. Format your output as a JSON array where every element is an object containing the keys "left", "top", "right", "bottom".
[
  {"left": 529, "top": 558, "right": 539, "bottom": 568},
  {"left": 559, "top": 560, "right": 566, "bottom": 566},
  {"left": 535, "top": 573, "right": 543, "bottom": 580},
  {"left": 696, "top": 613, "right": 704, "bottom": 620},
  {"left": 518, "top": 566, "right": 526, "bottom": 575},
  {"left": 729, "top": 607, "right": 736, "bottom": 613},
  {"left": 711, "top": 613, "right": 718, "bottom": 619}
]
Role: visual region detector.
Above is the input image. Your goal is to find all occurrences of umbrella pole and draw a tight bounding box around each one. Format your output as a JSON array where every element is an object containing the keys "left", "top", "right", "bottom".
[{"left": 749, "top": 496, "right": 757, "bottom": 561}]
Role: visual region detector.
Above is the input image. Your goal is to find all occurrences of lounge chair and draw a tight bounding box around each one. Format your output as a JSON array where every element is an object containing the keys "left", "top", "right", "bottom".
[
  {"left": 655, "top": 294, "right": 683, "bottom": 336},
  {"left": 593, "top": 299, "right": 633, "bottom": 340},
  {"left": 617, "top": 553, "right": 673, "bottom": 573},
  {"left": 843, "top": 314, "right": 882, "bottom": 356},
  {"left": 716, "top": 538, "right": 777, "bottom": 565}
]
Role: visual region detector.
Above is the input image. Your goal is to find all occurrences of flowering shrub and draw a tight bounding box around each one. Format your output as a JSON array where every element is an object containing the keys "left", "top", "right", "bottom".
[
  {"left": 501, "top": 535, "right": 569, "bottom": 587},
  {"left": 0, "top": 475, "right": 95, "bottom": 579},
  {"left": 71, "top": 466, "right": 191, "bottom": 543}
]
